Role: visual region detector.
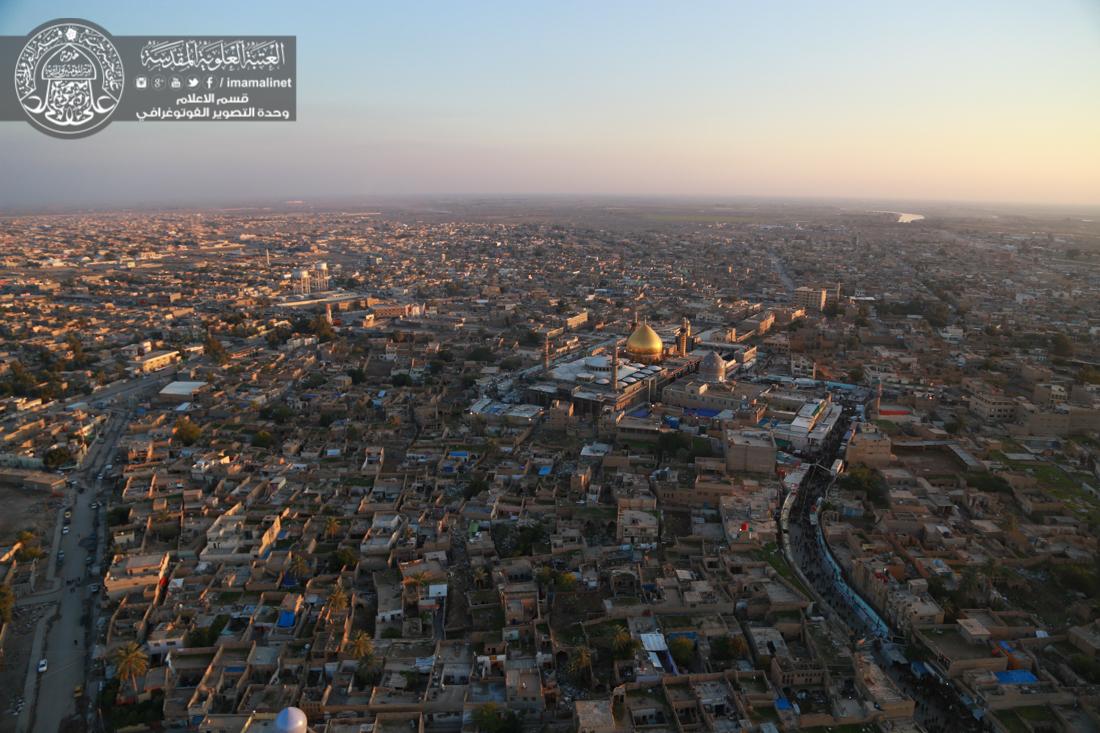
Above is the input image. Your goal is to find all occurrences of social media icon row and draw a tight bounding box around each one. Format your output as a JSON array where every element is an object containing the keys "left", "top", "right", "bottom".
[{"left": 135, "top": 76, "right": 215, "bottom": 90}]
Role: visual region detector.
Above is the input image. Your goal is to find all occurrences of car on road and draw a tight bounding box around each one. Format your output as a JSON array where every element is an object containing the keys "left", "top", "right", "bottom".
[
  {"left": 90, "top": 502, "right": 99, "bottom": 510},
  {"left": 36, "top": 659, "right": 47, "bottom": 673},
  {"left": 62, "top": 526, "right": 70, "bottom": 535},
  {"left": 64, "top": 509, "right": 72, "bottom": 518}
]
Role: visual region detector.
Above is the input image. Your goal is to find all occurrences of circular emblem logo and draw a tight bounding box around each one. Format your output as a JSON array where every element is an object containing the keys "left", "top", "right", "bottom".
[{"left": 14, "top": 19, "right": 124, "bottom": 138}]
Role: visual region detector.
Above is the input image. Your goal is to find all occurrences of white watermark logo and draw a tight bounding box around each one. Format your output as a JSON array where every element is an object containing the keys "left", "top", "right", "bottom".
[{"left": 14, "top": 20, "right": 124, "bottom": 138}]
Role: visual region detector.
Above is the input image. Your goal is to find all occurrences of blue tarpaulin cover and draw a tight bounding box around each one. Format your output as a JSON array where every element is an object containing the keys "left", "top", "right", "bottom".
[
  {"left": 277, "top": 610, "right": 296, "bottom": 628},
  {"left": 995, "top": 670, "right": 1038, "bottom": 685}
]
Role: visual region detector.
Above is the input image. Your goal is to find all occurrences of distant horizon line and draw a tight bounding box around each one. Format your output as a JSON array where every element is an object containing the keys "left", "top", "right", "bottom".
[{"left": 2, "top": 192, "right": 1099, "bottom": 217}]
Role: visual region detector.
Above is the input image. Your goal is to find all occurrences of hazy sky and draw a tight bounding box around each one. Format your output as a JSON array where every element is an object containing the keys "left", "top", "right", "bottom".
[{"left": 1, "top": 0, "right": 1098, "bottom": 209}]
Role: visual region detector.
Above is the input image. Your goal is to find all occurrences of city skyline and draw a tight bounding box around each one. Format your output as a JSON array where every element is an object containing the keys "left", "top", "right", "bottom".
[{"left": 1, "top": 0, "right": 1099, "bottom": 209}]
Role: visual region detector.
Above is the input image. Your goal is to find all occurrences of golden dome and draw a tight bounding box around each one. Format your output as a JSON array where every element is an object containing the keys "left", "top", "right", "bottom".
[{"left": 625, "top": 322, "right": 664, "bottom": 356}]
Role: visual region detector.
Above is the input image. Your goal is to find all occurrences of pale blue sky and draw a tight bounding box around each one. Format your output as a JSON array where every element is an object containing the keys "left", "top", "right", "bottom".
[{"left": 1, "top": 1, "right": 1098, "bottom": 208}]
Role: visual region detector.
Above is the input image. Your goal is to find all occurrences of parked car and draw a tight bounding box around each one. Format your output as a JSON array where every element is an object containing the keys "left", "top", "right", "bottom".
[{"left": 37, "top": 659, "right": 47, "bottom": 673}]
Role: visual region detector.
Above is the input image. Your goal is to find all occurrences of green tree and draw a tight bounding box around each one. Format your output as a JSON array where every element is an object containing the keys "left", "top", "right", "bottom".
[
  {"left": 467, "top": 346, "right": 494, "bottom": 362},
  {"left": 710, "top": 635, "right": 738, "bottom": 661},
  {"left": 1051, "top": 332, "right": 1074, "bottom": 358},
  {"left": 174, "top": 417, "right": 202, "bottom": 446},
  {"left": 333, "top": 547, "right": 359, "bottom": 570},
  {"left": 204, "top": 334, "right": 228, "bottom": 364},
  {"left": 612, "top": 627, "right": 639, "bottom": 659},
  {"left": 669, "top": 637, "right": 695, "bottom": 668},
  {"left": 568, "top": 647, "right": 593, "bottom": 684},
  {"left": 43, "top": 446, "right": 73, "bottom": 469},
  {"left": 348, "top": 630, "right": 374, "bottom": 663},
  {"left": 113, "top": 642, "right": 149, "bottom": 694},
  {"left": 472, "top": 703, "right": 522, "bottom": 733},
  {"left": 472, "top": 566, "right": 489, "bottom": 589},
  {"left": 328, "top": 583, "right": 348, "bottom": 615},
  {"left": 287, "top": 555, "right": 310, "bottom": 586}
]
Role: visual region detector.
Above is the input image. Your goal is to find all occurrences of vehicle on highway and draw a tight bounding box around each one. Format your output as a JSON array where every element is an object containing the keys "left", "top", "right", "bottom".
[{"left": 36, "top": 659, "right": 47, "bottom": 673}]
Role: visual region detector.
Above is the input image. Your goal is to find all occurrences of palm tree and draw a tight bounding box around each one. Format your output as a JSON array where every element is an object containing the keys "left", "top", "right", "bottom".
[
  {"left": 472, "top": 566, "right": 488, "bottom": 589},
  {"left": 113, "top": 642, "right": 149, "bottom": 695},
  {"left": 329, "top": 583, "right": 348, "bottom": 615},
  {"left": 569, "top": 647, "right": 593, "bottom": 679},
  {"left": 324, "top": 517, "right": 340, "bottom": 540},
  {"left": 348, "top": 630, "right": 374, "bottom": 662},
  {"left": 287, "top": 555, "right": 310, "bottom": 586},
  {"left": 612, "top": 627, "right": 637, "bottom": 659},
  {"left": 402, "top": 570, "right": 431, "bottom": 598}
]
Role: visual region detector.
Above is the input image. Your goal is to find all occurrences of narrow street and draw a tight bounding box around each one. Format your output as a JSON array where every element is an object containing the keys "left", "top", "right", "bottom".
[{"left": 783, "top": 433, "right": 982, "bottom": 733}]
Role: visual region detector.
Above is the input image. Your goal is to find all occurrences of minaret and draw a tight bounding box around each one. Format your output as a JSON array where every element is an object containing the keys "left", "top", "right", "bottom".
[
  {"left": 543, "top": 334, "right": 550, "bottom": 370},
  {"left": 611, "top": 344, "right": 620, "bottom": 392},
  {"left": 678, "top": 317, "right": 691, "bottom": 355},
  {"left": 325, "top": 303, "right": 333, "bottom": 326}
]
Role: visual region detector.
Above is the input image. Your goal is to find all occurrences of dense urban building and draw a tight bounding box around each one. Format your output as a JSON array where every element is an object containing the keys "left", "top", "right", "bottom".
[{"left": 0, "top": 201, "right": 1098, "bottom": 733}]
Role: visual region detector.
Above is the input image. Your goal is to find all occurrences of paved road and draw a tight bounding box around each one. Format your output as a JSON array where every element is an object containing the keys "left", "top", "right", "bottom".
[
  {"left": 767, "top": 249, "right": 795, "bottom": 293},
  {"left": 65, "top": 371, "right": 170, "bottom": 411},
  {"left": 23, "top": 407, "right": 133, "bottom": 733}
]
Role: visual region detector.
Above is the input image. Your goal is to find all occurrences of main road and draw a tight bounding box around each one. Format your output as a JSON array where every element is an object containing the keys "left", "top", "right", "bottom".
[{"left": 23, "top": 370, "right": 167, "bottom": 733}]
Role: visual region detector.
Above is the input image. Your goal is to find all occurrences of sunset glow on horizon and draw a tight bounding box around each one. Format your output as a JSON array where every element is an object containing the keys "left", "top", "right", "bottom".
[{"left": 1, "top": 0, "right": 1098, "bottom": 208}]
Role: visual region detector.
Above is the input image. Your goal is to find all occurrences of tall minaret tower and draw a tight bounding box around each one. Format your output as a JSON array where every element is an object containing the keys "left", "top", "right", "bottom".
[
  {"left": 678, "top": 317, "right": 691, "bottom": 355},
  {"left": 543, "top": 334, "right": 551, "bottom": 370},
  {"left": 611, "top": 344, "right": 620, "bottom": 392}
]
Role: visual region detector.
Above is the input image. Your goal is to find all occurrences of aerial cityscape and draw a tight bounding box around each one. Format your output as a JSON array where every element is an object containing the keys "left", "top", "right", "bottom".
[
  {"left": 0, "top": 199, "right": 1096, "bottom": 733},
  {"left": 1, "top": 2, "right": 1099, "bottom": 733}
]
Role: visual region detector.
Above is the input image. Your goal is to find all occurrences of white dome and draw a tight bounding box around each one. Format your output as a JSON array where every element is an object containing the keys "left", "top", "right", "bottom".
[{"left": 275, "top": 707, "right": 309, "bottom": 733}]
